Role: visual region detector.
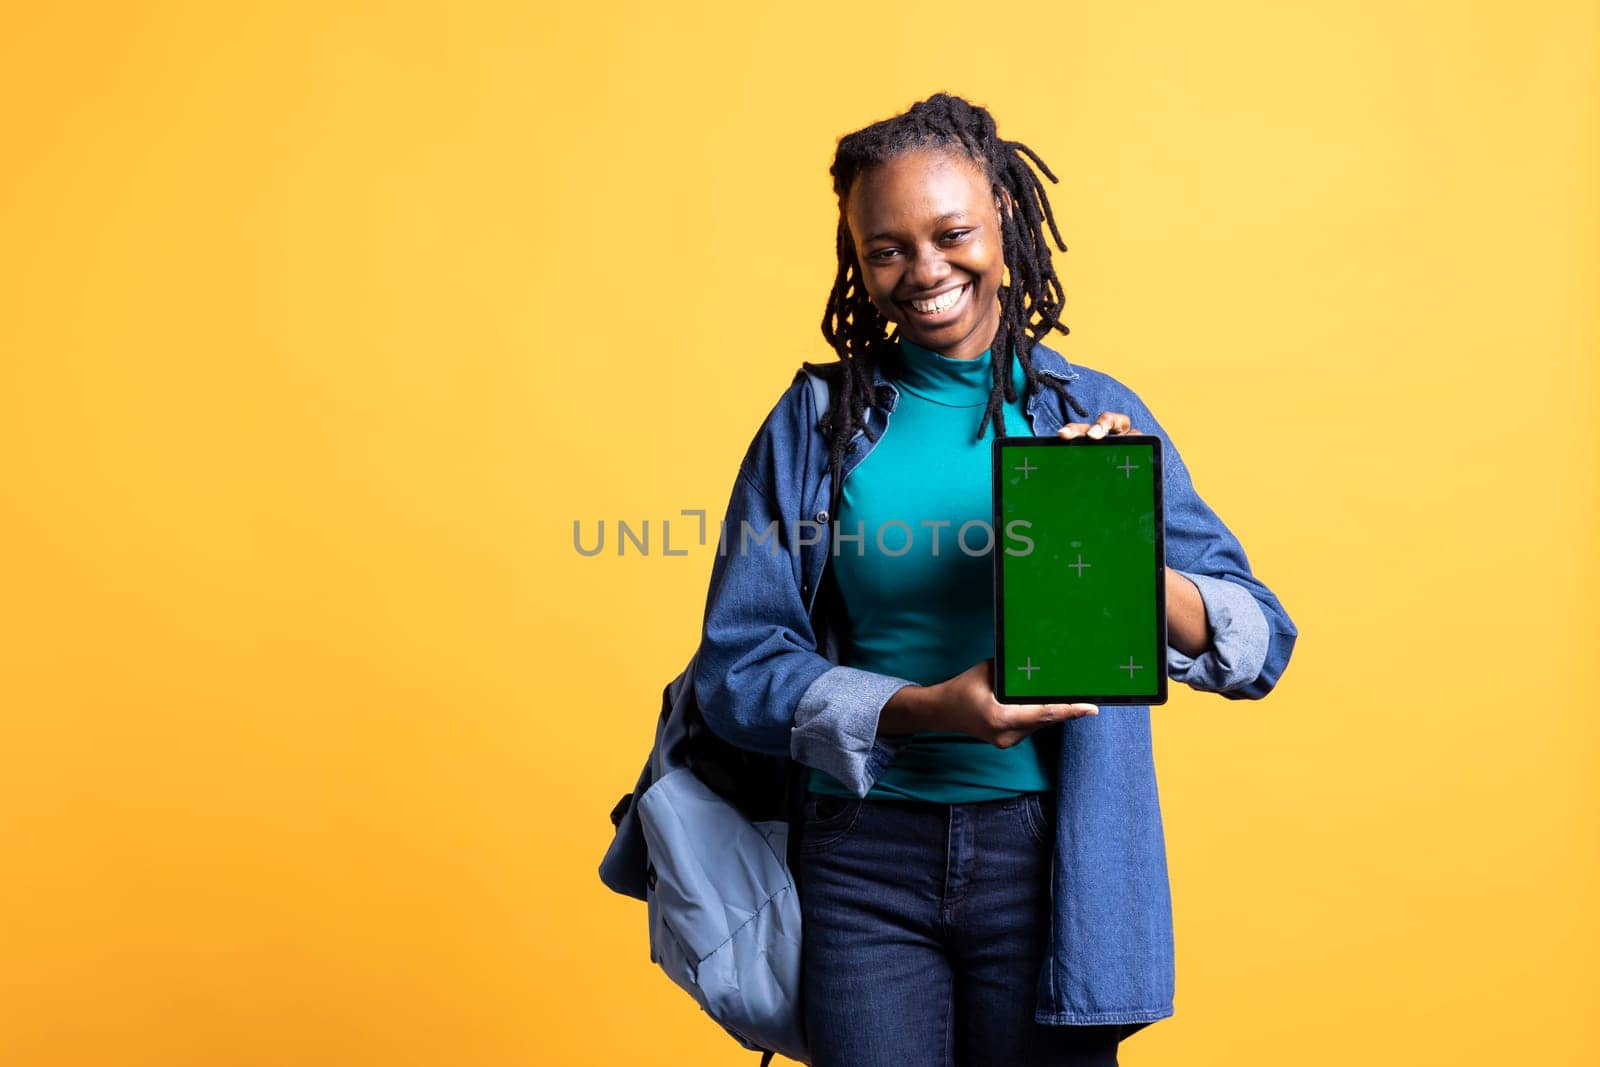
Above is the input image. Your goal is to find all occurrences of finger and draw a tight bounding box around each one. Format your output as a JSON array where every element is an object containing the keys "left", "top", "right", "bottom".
[
  {"left": 1058, "top": 423, "right": 1091, "bottom": 440},
  {"left": 1032, "top": 702, "right": 1099, "bottom": 721},
  {"left": 1088, "top": 412, "right": 1131, "bottom": 439}
]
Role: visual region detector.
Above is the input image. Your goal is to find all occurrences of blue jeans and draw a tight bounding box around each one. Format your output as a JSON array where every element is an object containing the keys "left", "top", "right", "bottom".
[{"left": 797, "top": 793, "right": 1127, "bottom": 1067}]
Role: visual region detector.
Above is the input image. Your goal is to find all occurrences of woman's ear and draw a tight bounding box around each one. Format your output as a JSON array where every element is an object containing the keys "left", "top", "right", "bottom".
[{"left": 995, "top": 189, "right": 1014, "bottom": 221}]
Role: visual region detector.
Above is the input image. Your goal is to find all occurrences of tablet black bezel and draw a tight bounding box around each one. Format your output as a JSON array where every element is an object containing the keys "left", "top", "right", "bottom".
[{"left": 991, "top": 434, "right": 1168, "bottom": 706}]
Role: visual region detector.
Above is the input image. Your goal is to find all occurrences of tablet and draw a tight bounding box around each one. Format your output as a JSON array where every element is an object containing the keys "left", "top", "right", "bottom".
[{"left": 992, "top": 435, "right": 1167, "bottom": 705}]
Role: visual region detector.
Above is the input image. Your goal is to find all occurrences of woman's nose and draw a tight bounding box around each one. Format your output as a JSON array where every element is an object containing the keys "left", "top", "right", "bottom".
[{"left": 906, "top": 249, "right": 951, "bottom": 288}]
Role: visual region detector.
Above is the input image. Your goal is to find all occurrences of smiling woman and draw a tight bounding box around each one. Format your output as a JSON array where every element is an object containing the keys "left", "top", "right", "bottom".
[
  {"left": 685, "top": 92, "right": 1297, "bottom": 1066},
  {"left": 845, "top": 148, "right": 1010, "bottom": 362}
]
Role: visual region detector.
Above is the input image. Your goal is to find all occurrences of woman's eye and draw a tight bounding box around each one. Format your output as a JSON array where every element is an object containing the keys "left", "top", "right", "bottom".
[
  {"left": 867, "top": 248, "right": 899, "bottom": 262},
  {"left": 942, "top": 229, "right": 972, "bottom": 244}
]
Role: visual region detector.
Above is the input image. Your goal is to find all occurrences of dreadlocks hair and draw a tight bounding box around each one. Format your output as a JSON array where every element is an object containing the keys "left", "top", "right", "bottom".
[{"left": 818, "top": 92, "right": 1089, "bottom": 501}]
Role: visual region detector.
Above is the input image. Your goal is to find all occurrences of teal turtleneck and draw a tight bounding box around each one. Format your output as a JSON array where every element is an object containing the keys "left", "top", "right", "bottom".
[{"left": 807, "top": 337, "right": 1054, "bottom": 802}]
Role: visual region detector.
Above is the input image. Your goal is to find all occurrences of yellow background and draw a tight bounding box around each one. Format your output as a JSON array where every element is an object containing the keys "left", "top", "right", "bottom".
[{"left": 1, "top": 1, "right": 1595, "bottom": 1064}]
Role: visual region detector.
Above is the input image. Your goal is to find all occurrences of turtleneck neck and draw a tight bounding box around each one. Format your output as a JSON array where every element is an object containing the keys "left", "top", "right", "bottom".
[
  {"left": 887, "top": 336, "right": 1027, "bottom": 408},
  {"left": 887, "top": 337, "right": 996, "bottom": 408}
]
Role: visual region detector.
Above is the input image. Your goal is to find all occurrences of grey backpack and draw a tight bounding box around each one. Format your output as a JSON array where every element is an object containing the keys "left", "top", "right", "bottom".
[{"left": 599, "top": 367, "right": 840, "bottom": 1066}]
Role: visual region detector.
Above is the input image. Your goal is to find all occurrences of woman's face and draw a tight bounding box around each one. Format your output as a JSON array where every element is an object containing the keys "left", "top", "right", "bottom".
[{"left": 844, "top": 146, "right": 1010, "bottom": 362}]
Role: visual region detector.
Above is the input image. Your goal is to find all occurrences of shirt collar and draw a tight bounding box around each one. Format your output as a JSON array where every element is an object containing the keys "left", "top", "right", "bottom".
[{"left": 867, "top": 338, "right": 1078, "bottom": 413}]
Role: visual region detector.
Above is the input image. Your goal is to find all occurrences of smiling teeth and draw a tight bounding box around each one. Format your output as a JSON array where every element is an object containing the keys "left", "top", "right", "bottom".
[{"left": 912, "top": 285, "right": 965, "bottom": 313}]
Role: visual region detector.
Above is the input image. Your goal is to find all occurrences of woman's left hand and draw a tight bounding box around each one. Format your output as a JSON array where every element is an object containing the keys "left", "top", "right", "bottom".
[{"left": 1058, "top": 411, "right": 1138, "bottom": 439}]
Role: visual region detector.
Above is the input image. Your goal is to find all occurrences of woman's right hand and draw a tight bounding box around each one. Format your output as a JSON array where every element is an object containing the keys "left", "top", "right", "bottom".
[{"left": 929, "top": 659, "right": 1098, "bottom": 747}]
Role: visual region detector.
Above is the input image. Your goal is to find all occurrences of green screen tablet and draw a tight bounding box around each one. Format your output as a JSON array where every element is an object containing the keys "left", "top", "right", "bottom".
[{"left": 992, "top": 435, "right": 1167, "bottom": 705}]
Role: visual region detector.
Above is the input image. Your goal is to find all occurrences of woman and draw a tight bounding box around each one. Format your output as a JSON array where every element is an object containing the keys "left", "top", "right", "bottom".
[{"left": 691, "top": 93, "right": 1297, "bottom": 1066}]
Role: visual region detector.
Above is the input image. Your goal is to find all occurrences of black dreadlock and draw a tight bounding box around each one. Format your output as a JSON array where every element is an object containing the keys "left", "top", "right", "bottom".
[{"left": 819, "top": 92, "right": 1088, "bottom": 501}]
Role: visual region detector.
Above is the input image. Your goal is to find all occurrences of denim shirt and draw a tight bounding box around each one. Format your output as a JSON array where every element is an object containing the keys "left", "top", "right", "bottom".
[{"left": 691, "top": 341, "right": 1298, "bottom": 1028}]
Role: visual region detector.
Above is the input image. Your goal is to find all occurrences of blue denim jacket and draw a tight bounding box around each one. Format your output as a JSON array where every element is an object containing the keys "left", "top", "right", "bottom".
[{"left": 691, "top": 341, "right": 1297, "bottom": 1028}]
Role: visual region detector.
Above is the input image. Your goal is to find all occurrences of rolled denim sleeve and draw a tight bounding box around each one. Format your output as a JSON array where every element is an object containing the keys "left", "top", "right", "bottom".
[
  {"left": 692, "top": 376, "right": 912, "bottom": 794},
  {"left": 1165, "top": 569, "right": 1270, "bottom": 693},
  {"left": 792, "top": 666, "right": 916, "bottom": 798}
]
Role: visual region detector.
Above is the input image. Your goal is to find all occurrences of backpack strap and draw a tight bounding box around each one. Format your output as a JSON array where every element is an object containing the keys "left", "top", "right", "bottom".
[
  {"left": 801, "top": 364, "right": 845, "bottom": 521},
  {"left": 803, "top": 365, "right": 832, "bottom": 426}
]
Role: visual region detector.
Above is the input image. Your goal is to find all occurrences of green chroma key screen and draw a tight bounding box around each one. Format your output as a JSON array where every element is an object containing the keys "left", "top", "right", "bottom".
[{"left": 992, "top": 436, "right": 1167, "bottom": 705}]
